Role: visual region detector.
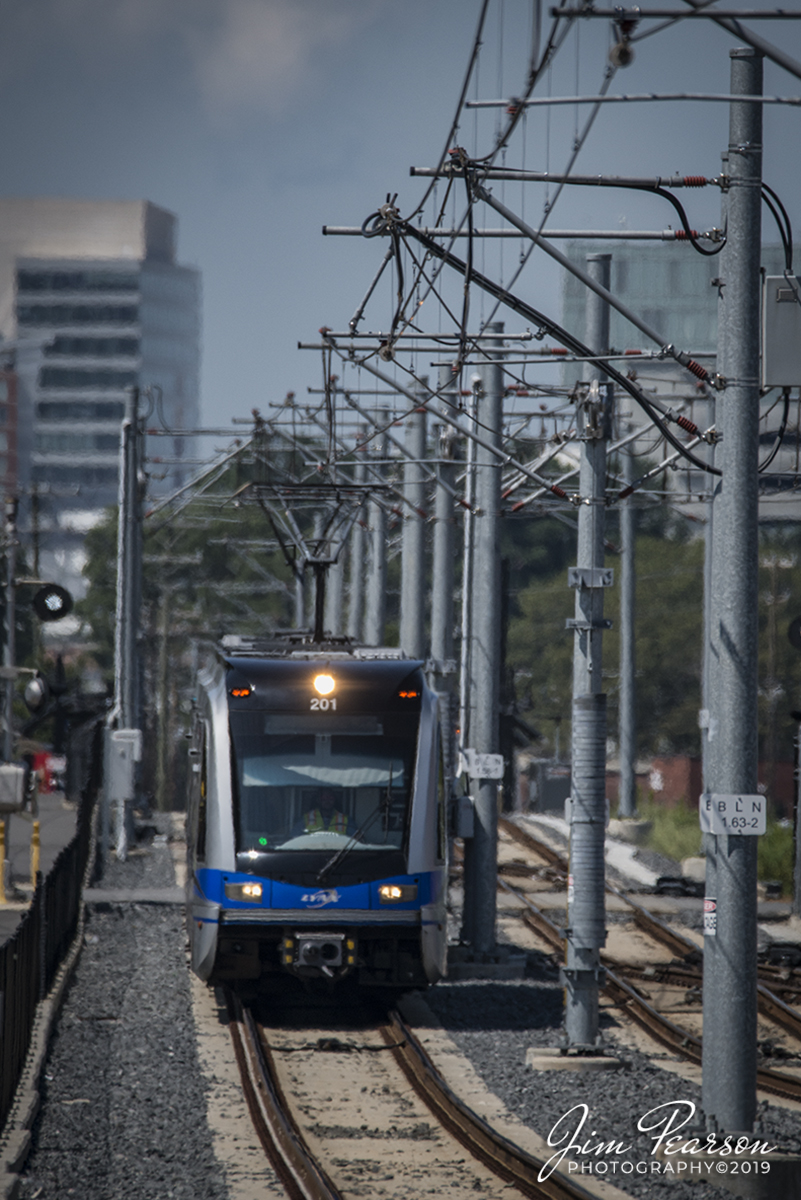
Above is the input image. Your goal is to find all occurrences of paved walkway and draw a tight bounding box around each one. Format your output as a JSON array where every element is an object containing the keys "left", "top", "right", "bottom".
[{"left": 0, "top": 792, "right": 78, "bottom": 944}]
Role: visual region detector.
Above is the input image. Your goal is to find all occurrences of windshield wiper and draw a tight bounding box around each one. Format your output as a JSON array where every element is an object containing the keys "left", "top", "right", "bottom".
[{"left": 316, "top": 766, "right": 393, "bottom": 885}]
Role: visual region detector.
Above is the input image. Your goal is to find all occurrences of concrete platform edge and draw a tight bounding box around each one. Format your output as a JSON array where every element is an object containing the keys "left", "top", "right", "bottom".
[{"left": 0, "top": 803, "right": 98, "bottom": 1195}]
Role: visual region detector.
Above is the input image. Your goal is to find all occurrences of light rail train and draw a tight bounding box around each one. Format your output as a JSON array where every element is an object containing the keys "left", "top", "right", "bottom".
[{"left": 186, "top": 635, "right": 448, "bottom": 991}]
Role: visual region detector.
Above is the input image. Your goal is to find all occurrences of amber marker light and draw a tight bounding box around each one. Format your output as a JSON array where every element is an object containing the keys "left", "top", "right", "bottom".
[
  {"left": 230, "top": 686, "right": 251, "bottom": 697},
  {"left": 313, "top": 673, "right": 336, "bottom": 695}
]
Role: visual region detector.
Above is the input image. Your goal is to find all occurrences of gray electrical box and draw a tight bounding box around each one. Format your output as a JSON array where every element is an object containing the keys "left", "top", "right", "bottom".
[
  {"left": 762, "top": 275, "right": 801, "bottom": 388},
  {"left": 0, "top": 763, "right": 26, "bottom": 813},
  {"left": 108, "top": 728, "right": 142, "bottom": 801}
]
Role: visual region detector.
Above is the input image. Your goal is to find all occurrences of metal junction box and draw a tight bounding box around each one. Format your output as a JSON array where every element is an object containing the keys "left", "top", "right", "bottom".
[
  {"left": 0, "top": 763, "right": 26, "bottom": 813},
  {"left": 762, "top": 275, "right": 801, "bottom": 388},
  {"left": 107, "top": 728, "right": 142, "bottom": 802}
]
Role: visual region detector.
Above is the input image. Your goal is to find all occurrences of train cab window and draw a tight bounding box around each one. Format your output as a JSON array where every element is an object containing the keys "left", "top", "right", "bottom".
[{"left": 229, "top": 713, "right": 418, "bottom": 856}]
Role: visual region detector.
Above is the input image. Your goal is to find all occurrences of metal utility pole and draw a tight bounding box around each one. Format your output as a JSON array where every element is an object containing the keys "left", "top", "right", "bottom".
[
  {"left": 3, "top": 497, "right": 17, "bottom": 763},
  {"left": 155, "top": 589, "right": 169, "bottom": 811},
  {"left": 325, "top": 510, "right": 344, "bottom": 637},
  {"left": 118, "top": 388, "right": 142, "bottom": 734},
  {"left": 431, "top": 365, "right": 459, "bottom": 775},
  {"left": 108, "top": 387, "right": 143, "bottom": 861},
  {"left": 702, "top": 151, "right": 728, "bottom": 804},
  {"left": 347, "top": 436, "right": 367, "bottom": 641},
  {"left": 565, "top": 255, "right": 612, "bottom": 1050},
  {"left": 400, "top": 383, "right": 428, "bottom": 659},
  {"left": 294, "top": 565, "right": 305, "bottom": 629},
  {"left": 308, "top": 512, "right": 324, "bottom": 631},
  {"left": 461, "top": 323, "right": 504, "bottom": 955},
  {"left": 364, "top": 415, "right": 388, "bottom": 645},
  {"left": 458, "top": 382, "right": 477, "bottom": 749},
  {"left": 618, "top": 433, "right": 636, "bottom": 817},
  {"left": 794, "top": 719, "right": 801, "bottom": 917},
  {"left": 702, "top": 48, "right": 763, "bottom": 1135}
]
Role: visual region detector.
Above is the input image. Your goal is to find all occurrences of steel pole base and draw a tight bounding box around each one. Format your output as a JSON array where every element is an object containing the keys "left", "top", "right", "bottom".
[{"left": 562, "top": 962, "right": 605, "bottom": 1049}]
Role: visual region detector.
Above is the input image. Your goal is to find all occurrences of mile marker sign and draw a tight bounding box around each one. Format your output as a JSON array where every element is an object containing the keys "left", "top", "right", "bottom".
[{"left": 699, "top": 792, "right": 766, "bottom": 836}]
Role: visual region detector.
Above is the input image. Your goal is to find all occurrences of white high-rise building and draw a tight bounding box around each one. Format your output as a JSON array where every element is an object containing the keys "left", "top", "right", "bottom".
[{"left": 0, "top": 197, "right": 200, "bottom": 596}]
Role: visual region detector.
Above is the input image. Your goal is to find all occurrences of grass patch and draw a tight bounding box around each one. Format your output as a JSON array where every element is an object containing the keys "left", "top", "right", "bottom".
[
  {"left": 619, "top": 798, "right": 795, "bottom": 897},
  {"left": 632, "top": 798, "right": 703, "bottom": 864},
  {"left": 757, "top": 822, "right": 794, "bottom": 896}
]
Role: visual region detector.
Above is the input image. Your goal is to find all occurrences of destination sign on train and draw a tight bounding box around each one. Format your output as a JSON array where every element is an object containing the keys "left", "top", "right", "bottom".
[{"left": 698, "top": 793, "right": 767, "bottom": 836}]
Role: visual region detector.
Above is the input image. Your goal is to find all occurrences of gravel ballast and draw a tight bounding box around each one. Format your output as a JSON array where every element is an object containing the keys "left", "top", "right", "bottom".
[
  {"left": 425, "top": 964, "right": 801, "bottom": 1200},
  {"left": 16, "top": 821, "right": 228, "bottom": 1200},
  {"left": 12, "top": 813, "right": 801, "bottom": 1200}
]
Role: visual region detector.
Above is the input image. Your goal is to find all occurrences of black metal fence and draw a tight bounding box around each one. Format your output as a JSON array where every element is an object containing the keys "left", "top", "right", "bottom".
[{"left": 0, "top": 718, "right": 102, "bottom": 1130}]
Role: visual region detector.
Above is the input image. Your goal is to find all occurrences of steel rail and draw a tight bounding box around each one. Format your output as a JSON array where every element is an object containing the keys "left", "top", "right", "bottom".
[
  {"left": 225, "top": 990, "right": 342, "bottom": 1200},
  {"left": 498, "top": 818, "right": 801, "bottom": 1044},
  {"left": 501, "top": 881, "right": 801, "bottom": 1102},
  {"left": 383, "top": 1009, "right": 610, "bottom": 1200}
]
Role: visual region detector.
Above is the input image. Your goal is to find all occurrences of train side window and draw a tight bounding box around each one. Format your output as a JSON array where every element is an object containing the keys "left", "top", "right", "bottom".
[
  {"left": 197, "top": 730, "right": 208, "bottom": 863},
  {"left": 436, "top": 735, "right": 447, "bottom": 862}
]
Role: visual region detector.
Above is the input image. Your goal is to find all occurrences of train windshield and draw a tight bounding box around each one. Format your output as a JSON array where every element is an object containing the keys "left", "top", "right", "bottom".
[{"left": 229, "top": 713, "right": 418, "bottom": 853}]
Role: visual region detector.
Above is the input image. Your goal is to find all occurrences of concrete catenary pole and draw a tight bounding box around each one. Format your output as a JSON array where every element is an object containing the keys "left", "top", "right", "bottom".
[
  {"left": 702, "top": 47, "right": 762, "bottom": 1135},
  {"left": 347, "top": 435, "right": 367, "bottom": 641},
  {"left": 618, "top": 432, "right": 637, "bottom": 817},
  {"left": 565, "top": 255, "right": 611, "bottom": 1049},
  {"left": 399, "top": 382, "right": 428, "bottom": 659},
  {"left": 364, "top": 415, "right": 388, "bottom": 646},
  {"left": 431, "top": 365, "right": 459, "bottom": 775},
  {"left": 461, "top": 322, "right": 504, "bottom": 955}
]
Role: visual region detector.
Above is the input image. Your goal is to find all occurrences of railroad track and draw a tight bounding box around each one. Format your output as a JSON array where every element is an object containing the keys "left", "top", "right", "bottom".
[
  {"left": 500, "top": 876, "right": 801, "bottom": 1103},
  {"left": 225, "top": 987, "right": 619, "bottom": 1200},
  {"left": 499, "top": 816, "right": 801, "bottom": 1041}
]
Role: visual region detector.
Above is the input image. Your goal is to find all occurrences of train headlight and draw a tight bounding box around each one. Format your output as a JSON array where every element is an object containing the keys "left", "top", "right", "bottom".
[
  {"left": 225, "top": 881, "right": 264, "bottom": 902},
  {"left": 313, "top": 673, "right": 336, "bottom": 696},
  {"left": 378, "top": 884, "right": 418, "bottom": 904}
]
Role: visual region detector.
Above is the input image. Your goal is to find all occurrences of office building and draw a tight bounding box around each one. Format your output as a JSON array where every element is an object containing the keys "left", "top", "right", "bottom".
[{"left": 0, "top": 198, "right": 200, "bottom": 596}]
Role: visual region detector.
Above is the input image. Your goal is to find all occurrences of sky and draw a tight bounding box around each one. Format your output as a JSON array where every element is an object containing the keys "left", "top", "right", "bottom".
[{"left": 1, "top": 0, "right": 801, "bottom": 432}]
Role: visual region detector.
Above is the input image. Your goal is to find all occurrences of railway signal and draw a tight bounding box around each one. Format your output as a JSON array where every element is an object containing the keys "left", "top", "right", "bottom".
[{"left": 31, "top": 583, "right": 72, "bottom": 623}]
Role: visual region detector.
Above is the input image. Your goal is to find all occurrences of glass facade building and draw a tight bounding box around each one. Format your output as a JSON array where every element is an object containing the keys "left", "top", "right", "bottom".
[{"left": 0, "top": 199, "right": 200, "bottom": 596}]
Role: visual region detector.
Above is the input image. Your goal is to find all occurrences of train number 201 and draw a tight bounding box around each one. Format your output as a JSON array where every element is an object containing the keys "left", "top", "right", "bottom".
[{"left": 310, "top": 697, "right": 337, "bottom": 711}]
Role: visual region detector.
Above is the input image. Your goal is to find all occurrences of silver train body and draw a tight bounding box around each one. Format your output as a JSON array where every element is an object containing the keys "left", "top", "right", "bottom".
[{"left": 186, "top": 638, "right": 448, "bottom": 990}]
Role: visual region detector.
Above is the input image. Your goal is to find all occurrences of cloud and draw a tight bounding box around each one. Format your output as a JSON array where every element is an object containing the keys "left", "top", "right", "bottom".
[
  {"left": 0, "top": 0, "right": 384, "bottom": 116},
  {"left": 186, "top": 0, "right": 383, "bottom": 115}
]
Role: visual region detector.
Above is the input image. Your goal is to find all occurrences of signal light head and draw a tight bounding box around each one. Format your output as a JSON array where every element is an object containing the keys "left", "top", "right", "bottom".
[
  {"left": 313, "top": 674, "right": 336, "bottom": 696},
  {"left": 32, "top": 583, "right": 73, "bottom": 623}
]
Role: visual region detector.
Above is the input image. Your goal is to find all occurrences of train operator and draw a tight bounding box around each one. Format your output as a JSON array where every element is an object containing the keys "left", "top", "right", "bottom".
[{"left": 298, "top": 788, "right": 352, "bottom": 835}]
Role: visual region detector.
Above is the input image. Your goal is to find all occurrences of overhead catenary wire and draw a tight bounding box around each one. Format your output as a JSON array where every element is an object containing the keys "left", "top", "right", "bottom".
[{"left": 389, "top": 223, "right": 721, "bottom": 476}]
